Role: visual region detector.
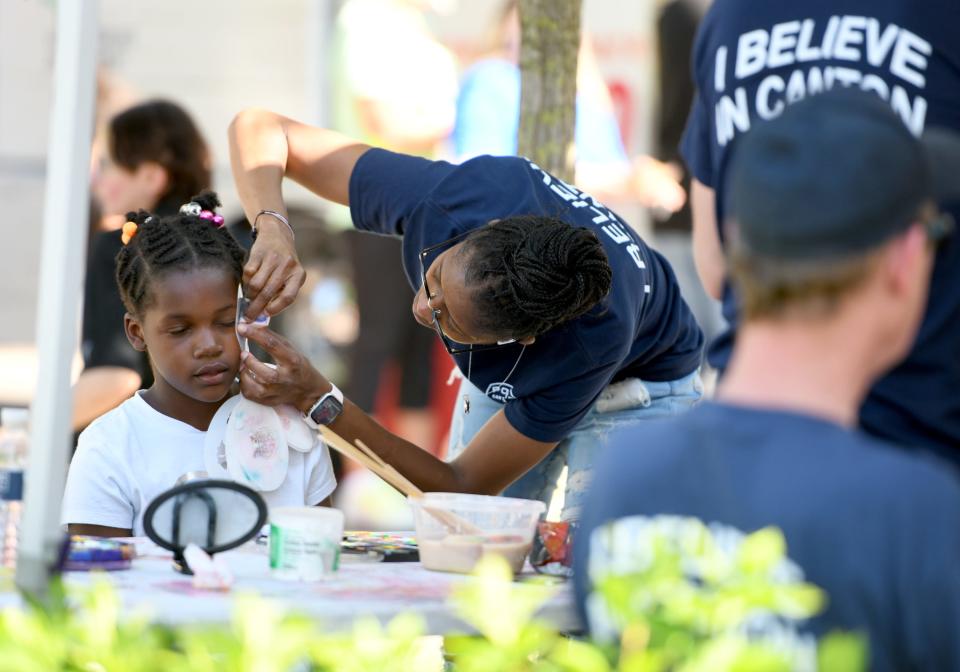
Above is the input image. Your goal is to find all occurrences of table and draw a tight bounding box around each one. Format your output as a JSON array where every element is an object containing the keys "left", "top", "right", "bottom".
[{"left": 1, "top": 538, "right": 581, "bottom": 636}]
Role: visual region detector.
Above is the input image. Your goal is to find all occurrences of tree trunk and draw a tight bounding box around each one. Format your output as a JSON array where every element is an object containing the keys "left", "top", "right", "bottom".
[{"left": 517, "top": 0, "right": 582, "bottom": 183}]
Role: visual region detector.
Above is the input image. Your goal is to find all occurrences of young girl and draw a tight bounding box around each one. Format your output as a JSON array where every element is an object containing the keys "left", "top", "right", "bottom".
[{"left": 62, "top": 192, "right": 336, "bottom": 537}]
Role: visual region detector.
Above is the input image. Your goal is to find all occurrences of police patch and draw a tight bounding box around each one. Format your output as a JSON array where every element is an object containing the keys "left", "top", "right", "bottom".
[{"left": 485, "top": 382, "right": 516, "bottom": 403}]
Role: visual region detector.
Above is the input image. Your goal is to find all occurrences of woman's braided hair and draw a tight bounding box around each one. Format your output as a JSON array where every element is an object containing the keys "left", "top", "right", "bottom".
[
  {"left": 462, "top": 215, "right": 612, "bottom": 339},
  {"left": 115, "top": 191, "right": 246, "bottom": 315}
]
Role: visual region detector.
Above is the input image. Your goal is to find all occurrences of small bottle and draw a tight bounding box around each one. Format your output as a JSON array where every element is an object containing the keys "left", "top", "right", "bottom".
[{"left": 0, "top": 408, "right": 28, "bottom": 569}]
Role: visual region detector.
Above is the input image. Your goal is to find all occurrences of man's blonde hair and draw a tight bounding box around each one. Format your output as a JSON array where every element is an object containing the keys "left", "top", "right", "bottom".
[{"left": 728, "top": 235, "right": 882, "bottom": 322}]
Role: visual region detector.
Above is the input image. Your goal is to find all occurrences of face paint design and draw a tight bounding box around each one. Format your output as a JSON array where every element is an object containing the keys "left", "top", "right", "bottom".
[{"left": 225, "top": 397, "right": 289, "bottom": 492}]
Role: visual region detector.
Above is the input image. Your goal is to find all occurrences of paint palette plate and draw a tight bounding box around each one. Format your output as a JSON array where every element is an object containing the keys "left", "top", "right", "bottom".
[
  {"left": 224, "top": 396, "right": 289, "bottom": 492},
  {"left": 276, "top": 404, "right": 316, "bottom": 452},
  {"left": 203, "top": 394, "right": 242, "bottom": 480}
]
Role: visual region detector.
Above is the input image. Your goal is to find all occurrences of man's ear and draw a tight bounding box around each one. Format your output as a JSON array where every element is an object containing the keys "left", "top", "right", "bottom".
[
  {"left": 884, "top": 223, "right": 932, "bottom": 297},
  {"left": 124, "top": 312, "right": 147, "bottom": 352},
  {"left": 518, "top": 335, "right": 536, "bottom": 346}
]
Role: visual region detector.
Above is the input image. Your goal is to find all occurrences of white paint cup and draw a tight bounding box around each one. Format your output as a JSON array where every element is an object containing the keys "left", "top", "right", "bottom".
[{"left": 269, "top": 507, "right": 344, "bottom": 581}]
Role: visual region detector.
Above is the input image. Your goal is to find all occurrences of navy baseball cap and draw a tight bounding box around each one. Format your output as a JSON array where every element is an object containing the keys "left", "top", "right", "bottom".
[{"left": 727, "top": 89, "right": 960, "bottom": 259}]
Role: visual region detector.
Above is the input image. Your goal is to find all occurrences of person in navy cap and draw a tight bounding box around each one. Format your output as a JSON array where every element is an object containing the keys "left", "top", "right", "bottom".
[
  {"left": 683, "top": 0, "right": 960, "bottom": 463},
  {"left": 576, "top": 90, "right": 960, "bottom": 671}
]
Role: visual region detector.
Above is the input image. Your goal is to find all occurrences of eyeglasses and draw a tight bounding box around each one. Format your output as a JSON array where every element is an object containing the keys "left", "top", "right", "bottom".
[{"left": 419, "top": 230, "right": 517, "bottom": 356}]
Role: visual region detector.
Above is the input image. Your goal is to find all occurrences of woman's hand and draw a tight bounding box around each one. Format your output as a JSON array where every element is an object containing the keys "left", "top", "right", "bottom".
[
  {"left": 229, "top": 108, "right": 370, "bottom": 319},
  {"left": 242, "top": 223, "right": 306, "bottom": 319},
  {"left": 631, "top": 155, "right": 687, "bottom": 214},
  {"left": 237, "top": 323, "right": 330, "bottom": 412}
]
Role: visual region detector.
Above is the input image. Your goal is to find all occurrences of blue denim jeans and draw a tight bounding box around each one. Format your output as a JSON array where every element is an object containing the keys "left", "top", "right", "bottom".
[{"left": 447, "top": 370, "right": 703, "bottom": 521}]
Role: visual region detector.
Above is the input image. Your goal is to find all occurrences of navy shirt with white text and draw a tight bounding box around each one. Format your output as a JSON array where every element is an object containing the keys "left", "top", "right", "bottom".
[
  {"left": 681, "top": 0, "right": 960, "bottom": 460},
  {"left": 349, "top": 149, "right": 703, "bottom": 443}
]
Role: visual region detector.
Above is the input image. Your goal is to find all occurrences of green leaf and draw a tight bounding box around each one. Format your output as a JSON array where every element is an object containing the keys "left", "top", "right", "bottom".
[
  {"left": 547, "top": 637, "right": 612, "bottom": 672},
  {"left": 736, "top": 528, "right": 787, "bottom": 576},
  {"left": 818, "top": 631, "right": 869, "bottom": 672},
  {"left": 451, "top": 554, "right": 555, "bottom": 647}
]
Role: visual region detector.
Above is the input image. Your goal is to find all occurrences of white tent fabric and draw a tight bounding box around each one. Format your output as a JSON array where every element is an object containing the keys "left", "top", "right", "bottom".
[{"left": 16, "top": 0, "right": 98, "bottom": 596}]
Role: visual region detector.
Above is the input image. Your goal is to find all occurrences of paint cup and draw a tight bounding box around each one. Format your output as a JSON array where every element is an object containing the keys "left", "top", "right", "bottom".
[
  {"left": 411, "top": 493, "right": 546, "bottom": 574},
  {"left": 268, "top": 507, "right": 344, "bottom": 581}
]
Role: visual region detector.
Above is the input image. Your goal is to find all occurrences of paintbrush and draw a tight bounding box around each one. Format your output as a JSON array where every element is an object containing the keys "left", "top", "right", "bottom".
[{"left": 316, "top": 426, "right": 483, "bottom": 535}]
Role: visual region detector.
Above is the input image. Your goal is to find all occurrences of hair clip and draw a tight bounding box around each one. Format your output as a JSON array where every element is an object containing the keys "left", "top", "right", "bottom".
[
  {"left": 121, "top": 220, "right": 138, "bottom": 245},
  {"left": 180, "top": 201, "right": 224, "bottom": 228},
  {"left": 199, "top": 210, "right": 225, "bottom": 227}
]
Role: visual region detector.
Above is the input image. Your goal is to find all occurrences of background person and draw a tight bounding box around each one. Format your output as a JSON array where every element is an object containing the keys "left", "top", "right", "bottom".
[
  {"left": 652, "top": 0, "right": 724, "bottom": 346},
  {"left": 453, "top": 0, "right": 686, "bottom": 214},
  {"left": 681, "top": 0, "right": 960, "bottom": 461},
  {"left": 331, "top": 0, "right": 459, "bottom": 454},
  {"left": 76, "top": 100, "right": 211, "bottom": 430},
  {"left": 576, "top": 91, "right": 960, "bottom": 670}
]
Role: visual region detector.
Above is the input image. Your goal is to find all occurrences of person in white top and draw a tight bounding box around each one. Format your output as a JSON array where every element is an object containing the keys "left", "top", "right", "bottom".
[{"left": 62, "top": 192, "right": 336, "bottom": 537}]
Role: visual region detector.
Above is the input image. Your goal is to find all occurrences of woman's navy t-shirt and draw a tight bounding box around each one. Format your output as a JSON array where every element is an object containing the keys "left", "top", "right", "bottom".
[
  {"left": 349, "top": 149, "right": 703, "bottom": 443},
  {"left": 680, "top": 0, "right": 960, "bottom": 460}
]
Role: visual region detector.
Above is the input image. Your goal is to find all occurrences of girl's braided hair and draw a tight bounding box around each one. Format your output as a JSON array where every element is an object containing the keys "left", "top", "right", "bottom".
[
  {"left": 462, "top": 215, "right": 612, "bottom": 339},
  {"left": 115, "top": 191, "right": 245, "bottom": 315}
]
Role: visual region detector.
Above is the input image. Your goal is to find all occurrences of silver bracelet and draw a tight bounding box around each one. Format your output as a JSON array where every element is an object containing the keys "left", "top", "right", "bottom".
[{"left": 253, "top": 209, "right": 295, "bottom": 240}]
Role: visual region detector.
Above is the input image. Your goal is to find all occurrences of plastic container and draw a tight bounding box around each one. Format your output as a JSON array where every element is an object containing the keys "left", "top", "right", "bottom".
[
  {"left": 411, "top": 493, "right": 546, "bottom": 574},
  {"left": 269, "top": 507, "right": 344, "bottom": 581}
]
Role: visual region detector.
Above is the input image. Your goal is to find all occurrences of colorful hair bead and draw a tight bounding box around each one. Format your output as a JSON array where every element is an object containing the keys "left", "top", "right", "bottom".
[
  {"left": 184, "top": 201, "right": 225, "bottom": 228},
  {"left": 198, "top": 210, "right": 225, "bottom": 228},
  {"left": 121, "top": 220, "right": 138, "bottom": 245},
  {"left": 180, "top": 202, "right": 202, "bottom": 216}
]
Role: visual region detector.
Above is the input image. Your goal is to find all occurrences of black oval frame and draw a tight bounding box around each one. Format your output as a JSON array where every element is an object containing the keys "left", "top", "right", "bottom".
[{"left": 143, "top": 478, "right": 268, "bottom": 555}]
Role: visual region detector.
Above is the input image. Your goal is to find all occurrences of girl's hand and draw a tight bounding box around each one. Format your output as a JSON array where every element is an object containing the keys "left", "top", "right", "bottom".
[
  {"left": 237, "top": 323, "right": 330, "bottom": 412},
  {"left": 242, "top": 222, "right": 306, "bottom": 319}
]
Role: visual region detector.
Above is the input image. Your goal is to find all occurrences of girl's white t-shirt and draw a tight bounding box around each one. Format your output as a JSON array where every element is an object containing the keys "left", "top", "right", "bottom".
[{"left": 61, "top": 392, "right": 337, "bottom": 535}]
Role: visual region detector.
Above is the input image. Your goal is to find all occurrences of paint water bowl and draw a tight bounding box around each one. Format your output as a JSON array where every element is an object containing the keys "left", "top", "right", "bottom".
[{"left": 411, "top": 493, "right": 545, "bottom": 574}]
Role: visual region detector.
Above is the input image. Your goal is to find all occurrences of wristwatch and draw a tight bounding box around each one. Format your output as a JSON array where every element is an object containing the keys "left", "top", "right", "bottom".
[{"left": 302, "top": 383, "right": 344, "bottom": 429}]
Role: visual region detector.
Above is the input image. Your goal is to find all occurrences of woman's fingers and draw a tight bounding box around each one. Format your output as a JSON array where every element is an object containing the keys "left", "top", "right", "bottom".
[
  {"left": 237, "top": 324, "right": 330, "bottom": 411},
  {"left": 239, "top": 324, "right": 294, "bottom": 365},
  {"left": 238, "top": 365, "right": 269, "bottom": 401},
  {"left": 265, "top": 265, "right": 306, "bottom": 316},
  {"left": 240, "top": 351, "right": 282, "bottom": 385},
  {"left": 243, "top": 260, "right": 280, "bottom": 319},
  {"left": 238, "top": 352, "right": 284, "bottom": 405},
  {"left": 241, "top": 230, "right": 304, "bottom": 318}
]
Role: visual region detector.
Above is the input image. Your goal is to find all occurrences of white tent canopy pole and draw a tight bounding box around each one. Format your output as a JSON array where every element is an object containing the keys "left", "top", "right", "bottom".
[{"left": 16, "top": 0, "right": 98, "bottom": 597}]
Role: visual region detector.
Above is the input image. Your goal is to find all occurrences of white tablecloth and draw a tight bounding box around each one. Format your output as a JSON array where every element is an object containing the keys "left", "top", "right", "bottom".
[{"left": 1, "top": 538, "right": 580, "bottom": 635}]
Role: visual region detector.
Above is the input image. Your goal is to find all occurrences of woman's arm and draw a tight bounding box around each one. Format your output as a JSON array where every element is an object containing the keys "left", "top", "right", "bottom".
[
  {"left": 228, "top": 108, "right": 371, "bottom": 215},
  {"left": 227, "top": 109, "right": 371, "bottom": 317},
  {"left": 691, "top": 179, "right": 725, "bottom": 300},
  {"left": 71, "top": 367, "right": 141, "bottom": 430},
  {"left": 238, "top": 325, "right": 558, "bottom": 496}
]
